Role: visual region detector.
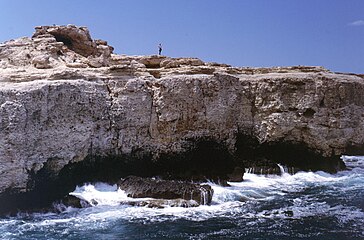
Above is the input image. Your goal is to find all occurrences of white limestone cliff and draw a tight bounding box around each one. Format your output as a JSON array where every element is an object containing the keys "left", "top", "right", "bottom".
[{"left": 0, "top": 25, "right": 363, "bottom": 198}]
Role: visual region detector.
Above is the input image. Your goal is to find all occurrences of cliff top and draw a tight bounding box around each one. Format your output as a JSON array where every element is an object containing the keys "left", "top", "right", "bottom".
[{"left": 0, "top": 25, "right": 362, "bottom": 83}]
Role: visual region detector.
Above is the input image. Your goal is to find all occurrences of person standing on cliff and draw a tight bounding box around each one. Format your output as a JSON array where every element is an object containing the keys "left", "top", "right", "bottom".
[{"left": 158, "top": 43, "right": 162, "bottom": 55}]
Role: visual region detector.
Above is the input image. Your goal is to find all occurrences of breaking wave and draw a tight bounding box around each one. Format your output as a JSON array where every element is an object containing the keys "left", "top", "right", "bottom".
[{"left": 1, "top": 156, "right": 363, "bottom": 239}]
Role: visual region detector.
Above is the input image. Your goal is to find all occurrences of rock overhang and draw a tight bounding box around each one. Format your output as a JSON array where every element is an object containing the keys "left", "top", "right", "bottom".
[{"left": 0, "top": 25, "right": 363, "bottom": 214}]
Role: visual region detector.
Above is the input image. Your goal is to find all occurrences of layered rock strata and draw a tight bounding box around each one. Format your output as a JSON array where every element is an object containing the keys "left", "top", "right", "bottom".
[{"left": 0, "top": 25, "right": 363, "bottom": 213}]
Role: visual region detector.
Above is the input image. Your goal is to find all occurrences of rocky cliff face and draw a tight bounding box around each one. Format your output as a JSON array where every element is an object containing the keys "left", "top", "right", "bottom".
[{"left": 0, "top": 25, "right": 363, "bottom": 213}]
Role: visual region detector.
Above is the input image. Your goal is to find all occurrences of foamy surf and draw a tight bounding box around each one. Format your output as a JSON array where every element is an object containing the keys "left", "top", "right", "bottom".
[{"left": 1, "top": 156, "right": 363, "bottom": 239}]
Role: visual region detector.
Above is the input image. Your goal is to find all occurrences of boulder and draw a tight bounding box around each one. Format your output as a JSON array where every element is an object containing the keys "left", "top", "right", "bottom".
[
  {"left": 227, "top": 167, "right": 244, "bottom": 182},
  {"left": 33, "top": 25, "right": 97, "bottom": 57},
  {"left": 120, "top": 199, "right": 200, "bottom": 208},
  {"left": 59, "top": 195, "right": 91, "bottom": 209},
  {"left": 117, "top": 176, "right": 213, "bottom": 205},
  {"left": 32, "top": 25, "right": 114, "bottom": 67}
]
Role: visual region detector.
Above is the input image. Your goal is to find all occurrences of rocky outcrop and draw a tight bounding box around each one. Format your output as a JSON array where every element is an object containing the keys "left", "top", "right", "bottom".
[
  {"left": 0, "top": 25, "right": 363, "bottom": 214},
  {"left": 32, "top": 25, "right": 103, "bottom": 58},
  {"left": 63, "top": 193, "right": 200, "bottom": 209},
  {"left": 120, "top": 198, "right": 200, "bottom": 208},
  {"left": 117, "top": 176, "right": 213, "bottom": 205}
]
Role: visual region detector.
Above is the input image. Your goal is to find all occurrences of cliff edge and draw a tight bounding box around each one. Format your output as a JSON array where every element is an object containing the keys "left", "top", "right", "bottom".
[{"left": 0, "top": 25, "right": 363, "bottom": 213}]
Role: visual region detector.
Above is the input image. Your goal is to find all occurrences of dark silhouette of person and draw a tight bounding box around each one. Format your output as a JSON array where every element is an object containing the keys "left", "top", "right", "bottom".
[{"left": 158, "top": 43, "right": 162, "bottom": 55}]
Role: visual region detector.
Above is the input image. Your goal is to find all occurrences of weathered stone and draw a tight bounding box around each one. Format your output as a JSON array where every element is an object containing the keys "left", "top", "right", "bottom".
[
  {"left": 33, "top": 25, "right": 96, "bottom": 57},
  {"left": 0, "top": 25, "right": 363, "bottom": 214},
  {"left": 31, "top": 55, "right": 51, "bottom": 69},
  {"left": 138, "top": 55, "right": 166, "bottom": 68},
  {"left": 117, "top": 176, "right": 213, "bottom": 205},
  {"left": 31, "top": 25, "right": 114, "bottom": 67},
  {"left": 120, "top": 199, "right": 200, "bottom": 208},
  {"left": 160, "top": 57, "right": 205, "bottom": 68}
]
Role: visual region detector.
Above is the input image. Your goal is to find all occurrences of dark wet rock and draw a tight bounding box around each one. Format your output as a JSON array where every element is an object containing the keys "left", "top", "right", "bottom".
[
  {"left": 227, "top": 167, "right": 244, "bottom": 182},
  {"left": 120, "top": 199, "right": 199, "bottom": 208},
  {"left": 117, "top": 176, "right": 213, "bottom": 205},
  {"left": 53, "top": 195, "right": 91, "bottom": 212},
  {"left": 60, "top": 195, "right": 87, "bottom": 208},
  {"left": 52, "top": 195, "right": 92, "bottom": 212},
  {"left": 245, "top": 165, "right": 282, "bottom": 175}
]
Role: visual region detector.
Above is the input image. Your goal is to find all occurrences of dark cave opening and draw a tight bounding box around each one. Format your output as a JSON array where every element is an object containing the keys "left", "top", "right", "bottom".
[
  {"left": 155, "top": 139, "right": 237, "bottom": 182},
  {"left": 0, "top": 136, "right": 346, "bottom": 215},
  {"left": 235, "top": 133, "right": 345, "bottom": 174},
  {"left": 52, "top": 34, "right": 73, "bottom": 49},
  {"left": 0, "top": 139, "right": 237, "bottom": 215}
]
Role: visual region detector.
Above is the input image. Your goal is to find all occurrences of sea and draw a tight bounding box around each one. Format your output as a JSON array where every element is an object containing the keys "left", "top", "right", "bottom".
[{"left": 0, "top": 156, "right": 363, "bottom": 240}]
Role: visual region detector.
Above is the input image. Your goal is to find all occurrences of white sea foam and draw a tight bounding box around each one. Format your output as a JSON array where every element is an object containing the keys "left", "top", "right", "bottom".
[
  {"left": 341, "top": 155, "right": 364, "bottom": 169},
  {"left": 1, "top": 156, "right": 363, "bottom": 240},
  {"left": 58, "top": 159, "right": 363, "bottom": 224},
  {"left": 69, "top": 183, "right": 130, "bottom": 206}
]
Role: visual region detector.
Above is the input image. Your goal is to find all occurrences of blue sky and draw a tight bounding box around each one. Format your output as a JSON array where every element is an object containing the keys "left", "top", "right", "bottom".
[{"left": 1, "top": 0, "right": 363, "bottom": 73}]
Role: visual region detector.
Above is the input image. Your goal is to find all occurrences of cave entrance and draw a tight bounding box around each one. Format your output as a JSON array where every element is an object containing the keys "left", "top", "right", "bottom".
[{"left": 52, "top": 34, "right": 73, "bottom": 49}]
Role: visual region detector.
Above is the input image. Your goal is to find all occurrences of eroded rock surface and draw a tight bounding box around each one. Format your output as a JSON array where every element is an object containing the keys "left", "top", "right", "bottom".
[
  {"left": 0, "top": 25, "right": 363, "bottom": 213},
  {"left": 117, "top": 176, "right": 213, "bottom": 205}
]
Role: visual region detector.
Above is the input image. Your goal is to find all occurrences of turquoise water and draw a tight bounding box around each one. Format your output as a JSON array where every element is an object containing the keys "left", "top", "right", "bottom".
[{"left": 1, "top": 156, "right": 363, "bottom": 239}]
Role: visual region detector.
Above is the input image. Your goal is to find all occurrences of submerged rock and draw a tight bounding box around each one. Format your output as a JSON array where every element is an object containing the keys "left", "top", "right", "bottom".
[
  {"left": 117, "top": 176, "right": 213, "bottom": 205},
  {"left": 58, "top": 195, "right": 91, "bottom": 209},
  {"left": 120, "top": 198, "right": 199, "bottom": 208},
  {"left": 227, "top": 167, "right": 244, "bottom": 182}
]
